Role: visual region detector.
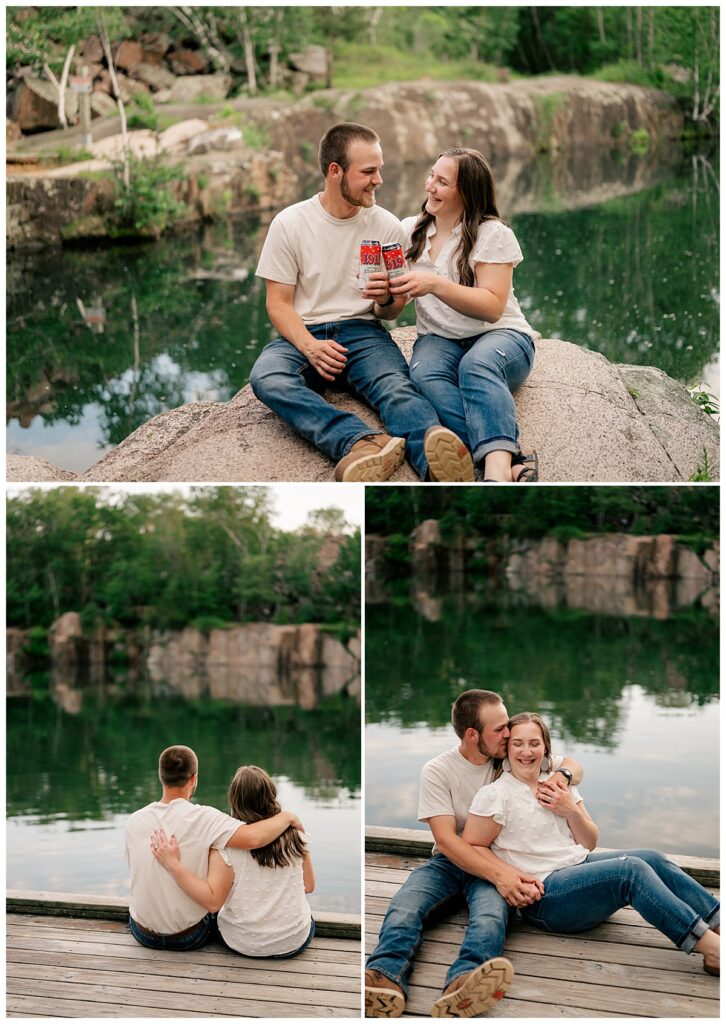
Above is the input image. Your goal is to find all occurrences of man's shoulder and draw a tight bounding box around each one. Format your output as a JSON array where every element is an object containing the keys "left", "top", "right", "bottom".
[
  {"left": 272, "top": 195, "right": 319, "bottom": 227},
  {"left": 421, "top": 745, "right": 460, "bottom": 776}
]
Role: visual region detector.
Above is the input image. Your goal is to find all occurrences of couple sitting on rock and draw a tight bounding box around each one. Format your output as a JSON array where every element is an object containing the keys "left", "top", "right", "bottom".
[
  {"left": 365, "top": 689, "right": 720, "bottom": 1018},
  {"left": 125, "top": 746, "right": 314, "bottom": 957},
  {"left": 251, "top": 121, "right": 538, "bottom": 484}
]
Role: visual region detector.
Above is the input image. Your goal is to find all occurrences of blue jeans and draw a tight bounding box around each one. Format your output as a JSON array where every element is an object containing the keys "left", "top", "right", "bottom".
[
  {"left": 128, "top": 912, "right": 217, "bottom": 951},
  {"left": 250, "top": 319, "right": 441, "bottom": 478},
  {"left": 522, "top": 849, "right": 720, "bottom": 952},
  {"left": 366, "top": 853, "right": 510, "bottom": 995},
  {"left": 409, "top": 329, "right": 534, "bottom": 464}
]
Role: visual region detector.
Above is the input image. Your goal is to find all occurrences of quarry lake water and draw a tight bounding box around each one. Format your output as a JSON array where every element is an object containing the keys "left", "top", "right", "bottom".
[{"left": 7, "top": 148, "right": 719, "bottom": 473}]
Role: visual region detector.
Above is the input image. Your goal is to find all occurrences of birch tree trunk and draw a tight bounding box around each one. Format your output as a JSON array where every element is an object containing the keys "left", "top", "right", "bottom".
[
  {"left": 97, "top": 14, "right": 129, "bottom": 188},
  {"left": 239, "top": 9, "right": 257, "bottom": 95},
  {"left": 57, "top": 44, "right": 75, "bottom": 129}
]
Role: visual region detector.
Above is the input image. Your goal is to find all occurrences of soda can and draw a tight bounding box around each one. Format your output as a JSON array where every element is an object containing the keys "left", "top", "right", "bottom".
[
  {"left": 358, "top": 239, "right": 382, "bottom": 290},
  {"left": 382, "top": 242, "right": 407, "bottom": 279}
]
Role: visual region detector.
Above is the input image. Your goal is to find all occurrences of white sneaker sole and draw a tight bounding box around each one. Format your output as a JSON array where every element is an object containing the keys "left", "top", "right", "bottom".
[
  {"left": 337, "top": 436, "right": 406, "bottom": 482},
  {"left": 424, "top": 427, "right": 474, "bottom": 482},
  {"left": 431, "top": 957, "right": 514, "bottom": 1018}
]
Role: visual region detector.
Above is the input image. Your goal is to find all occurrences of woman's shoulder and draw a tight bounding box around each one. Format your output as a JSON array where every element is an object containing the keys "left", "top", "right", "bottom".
[{"left": 472, "top": 218, "right": 523, "bottom": 265}]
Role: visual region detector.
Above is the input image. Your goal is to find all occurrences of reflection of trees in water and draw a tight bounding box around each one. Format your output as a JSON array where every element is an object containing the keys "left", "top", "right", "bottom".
[
  {"left": 6, "top": 691, "right": 360, "bottom": 823},
  {"left": 365, "top": 599, "right": 718, "bottom": 749},
  {"left": 6, "top": 150, "right": 719, "bottom": 460}
]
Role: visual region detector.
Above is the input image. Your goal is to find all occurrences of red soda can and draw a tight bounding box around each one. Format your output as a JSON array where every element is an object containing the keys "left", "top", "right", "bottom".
[
  {"left": 382, "top": 242, "right": 407, "bottom": 279},
  {"left": 358, "top": 239, "right": 382, "bottom": 290}
]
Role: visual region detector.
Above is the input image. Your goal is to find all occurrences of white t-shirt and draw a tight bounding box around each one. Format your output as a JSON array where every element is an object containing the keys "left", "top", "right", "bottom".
[
  {"left": 401, "top": 216, "right": 533, "bottom": 340},
  {"left": 418, "top": 745, "right": 563, "bottom": 852},
  {"left": 217, "top": 834, "right": 312, "bottom": 956},
  {"left": 124, "top": 798, "right": 239, "bottom": 933},
  {"left": 469, "top": 771, "right": 590, "bottom": 880},
  {"left": 256, "top": 194, "right": 404, "bottom": 325}
]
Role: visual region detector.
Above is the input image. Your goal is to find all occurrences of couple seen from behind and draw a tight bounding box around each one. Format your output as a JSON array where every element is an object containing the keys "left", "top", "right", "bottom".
[
  {"left": 365, "top": 689, "right": 720, "bottom": 1018},
  {"left": 125, "top": 746, "right": 314, "bottom": 958},
  {"left": 251, "top": 121, "right": 538, "bottom": 484}
]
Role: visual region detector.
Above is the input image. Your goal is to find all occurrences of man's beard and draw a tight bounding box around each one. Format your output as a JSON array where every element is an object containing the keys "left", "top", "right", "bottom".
[
  {"left": 478, "top": 733, "right": 503, "bottom": 760},
  {"left": 341, "top": 172, "right": 375, "bottom": 208}
]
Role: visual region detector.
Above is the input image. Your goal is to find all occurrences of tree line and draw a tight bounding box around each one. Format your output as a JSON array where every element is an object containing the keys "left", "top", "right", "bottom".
[
  {"left": 8, "top": 6, "right": 719, "bottom": 125},
  {"left": 7, "top": 487, "right": 360, "bottom": 633},
  {"left": 365, "top": 486, "right": 720, "bottom": 542}
]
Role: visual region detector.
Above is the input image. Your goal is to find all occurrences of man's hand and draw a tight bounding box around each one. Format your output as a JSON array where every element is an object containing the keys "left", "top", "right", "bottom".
[
  {"left": 286, "top": 812, "right": 304, "bottom": 832},
  {"left": 362, "top": 270, "right": 391, "bottom": 306},
  {"left": 494, "top": 864, "right": 545, "bottom": 907},
  {"left": 150, "top": 828, "right": 181, "bottom": 871},
  {"left": 300, "top": 336, "right": 348, "bottom": 382},
  {"left": 536, "top": 779, "right": 578, "bottom": 817}
]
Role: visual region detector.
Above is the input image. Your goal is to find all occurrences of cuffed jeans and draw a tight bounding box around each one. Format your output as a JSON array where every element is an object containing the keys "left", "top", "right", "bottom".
[
  {"left": 366, "top": 853, "right": 510, "bottom": 995},
  {"left": 409, "top": 329, "right": 534, "bottom": 465},
  {"left": 129, "top": 912, "right": 217, "bottom": 951},
  {"left": 250, "top": 319, "right": 442, "bottom": 479},
  {"left": 522, "top": 849, "right": 720, "bottom": 952}
]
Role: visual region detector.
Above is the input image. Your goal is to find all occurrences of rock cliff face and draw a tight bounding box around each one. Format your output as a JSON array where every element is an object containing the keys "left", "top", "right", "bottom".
[
  {"left": 7, "top": 76, "right": 685, "bottom": 249},
  {"left": 7, "top": 618, "right": 360, "bottom": 708},
  {"left": 375, "top": 525, "right": 719, "bottom": 620},
  {"left": 7, "top": 327, "right": 718, "bottom": 484}
]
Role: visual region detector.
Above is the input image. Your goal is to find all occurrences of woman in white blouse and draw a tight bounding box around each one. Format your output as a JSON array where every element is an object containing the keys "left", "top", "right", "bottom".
[
  {"left": 151, "top": 765, "right": 315, "bottom": 959},
  {"left": 462, "top": 713, "right": 720, "bottom": 975},
  {"left": 389, "top": 148, "right": 537, "bottom": 482}
]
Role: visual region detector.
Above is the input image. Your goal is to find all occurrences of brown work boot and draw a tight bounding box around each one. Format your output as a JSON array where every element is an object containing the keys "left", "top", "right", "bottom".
[
  {"left": 431, "top": 957, "right": 514, "bottom": 1017},
  {"left": 365, "top": 970, "right": 405, "bottom": 1018},
  {"left": 334, "top": 434, "right": 405, "bottom": 483},
  {"left": 424, "top": 426, "right": 474, "bottom": 482}
]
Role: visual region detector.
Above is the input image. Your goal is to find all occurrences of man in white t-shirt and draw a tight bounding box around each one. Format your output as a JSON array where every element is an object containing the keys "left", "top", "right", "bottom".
[
  {"left": 124, "top": 745, "right": 302, "bottom": 950},
  {"left": 365, "top": 689, "right": 583, "bottom": 1018},
  {"left": 250, "top": 121, "right": 473, "bottom": 483}
]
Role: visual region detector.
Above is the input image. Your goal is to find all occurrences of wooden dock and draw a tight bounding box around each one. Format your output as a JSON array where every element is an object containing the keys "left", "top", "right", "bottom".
[
  {"left": 7, "top": 891, "right": 361, "bottom": 1018},
  {"left": 366, "top": 827, "right": 720, "bottom": 1019}
]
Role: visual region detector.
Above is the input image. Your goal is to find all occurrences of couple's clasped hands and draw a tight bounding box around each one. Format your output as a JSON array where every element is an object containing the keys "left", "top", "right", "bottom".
[{"left": 494, "top": 775, "right": 576, "bottom": 909}]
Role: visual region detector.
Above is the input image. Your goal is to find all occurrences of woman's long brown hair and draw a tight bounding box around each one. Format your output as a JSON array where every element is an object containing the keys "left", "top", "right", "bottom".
[
  {"left": 405, "top": 148, "right": 500, "bottom": 288},
  {"left": 228, "top": 765, "right": 306, "bottom": 869}
]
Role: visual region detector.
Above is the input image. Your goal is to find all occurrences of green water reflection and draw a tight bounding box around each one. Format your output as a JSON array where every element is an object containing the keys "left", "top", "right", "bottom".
[
  {"left": 365, "top": 590, "right": 719, "bottom": 857},
  {"left": 7, "top": 690, "right": 360, "bottom": 909},
  {"left": 7, "top": 152, "right": 719, "bottom": 474}
]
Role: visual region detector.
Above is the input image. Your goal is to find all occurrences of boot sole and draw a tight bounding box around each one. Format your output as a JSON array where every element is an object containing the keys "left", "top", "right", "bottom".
[
  {"left": 431, "top": 957, "right": 514, "bottom": 1018},
  {"left": 364, "top": 986, "right": 405, "bottom": 1018},
  {"left": 336, "top": 437, "right": 406, "bottom": 483},
  {"left": 424, "top": 427, "right": 474, "bottom": 482}
]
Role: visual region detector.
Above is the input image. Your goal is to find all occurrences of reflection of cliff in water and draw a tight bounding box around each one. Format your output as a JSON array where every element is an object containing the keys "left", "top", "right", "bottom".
[
  {"left": 369, "top": 528, "right": 718, "bottom": 622},
  {"left": 7, "top": 618, "right": 360, "bottom": 713}
]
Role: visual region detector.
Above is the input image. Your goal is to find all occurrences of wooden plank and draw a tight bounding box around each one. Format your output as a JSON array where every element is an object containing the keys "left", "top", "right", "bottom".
[
  {"left": 5, "top": 983, "right": 350, "bottom": 1015},
  {"left": 7, "top": 961, "right": 360, "bottom": 1010},
  {"left": 7, "top": 947, "right": 359, "bottom": 987},
  {"left": 6, "top": 890, "right": 360, "bottom": 939},
  {"left": 364, "top": 829, "right": 720, "bottom": 886}
]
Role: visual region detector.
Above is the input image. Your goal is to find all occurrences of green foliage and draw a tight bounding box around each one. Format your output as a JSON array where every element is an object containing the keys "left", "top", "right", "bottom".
[
  {"left": 7, "top": 6, "right": 129, "bottom": 75},
  {"left": 629, "top": 128, "right": 650, "bottom": 156},
  {"left": 689, "top": 449, "right": 713, "bottom": 483},
  {"left": 126, "top": 93, "right": 159, "bottom": 131},
  {"left": 190, "top": 615, "right": 232, "bottom": 634},
  {"left": 548, "top": 524, "right": 589, "bottom": 543},
  {"left": 23, "top": 626, "right": 49, "bottom": 658},
  {"left": 7, "top": 488, "right": 360, "bottom": 636},
  {"left": 690, "top": 387, "right": 720, "bottom": 417},
  {"left": 51, "top": 146, "right": 95, "bottom": 165},
  {"left": 108, "top": 157, "right": 187, "bottom": 237},
  {"left": 366, "top": 486, "right": 719, "bottom": 542}
]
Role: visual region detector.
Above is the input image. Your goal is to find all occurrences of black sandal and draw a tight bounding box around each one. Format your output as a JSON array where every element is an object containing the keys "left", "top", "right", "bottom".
[{"left": 512, "top": 450, "right": 539, "bottom": 483}]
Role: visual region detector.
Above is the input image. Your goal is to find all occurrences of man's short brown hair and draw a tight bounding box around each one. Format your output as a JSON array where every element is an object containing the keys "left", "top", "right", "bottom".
[
  {"left": 451, "top": 689, "right": 504, "bottom": 739},
  {"left": 158, "top": 745, "right": 198, "bottom": 787},
  {"left": 318, "top": 122, "right": 379, "bottom": 177}
]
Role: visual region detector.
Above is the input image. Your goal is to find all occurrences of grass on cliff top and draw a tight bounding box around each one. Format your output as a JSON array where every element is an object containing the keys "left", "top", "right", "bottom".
[{"left": 330, "top": 43, "right": 500, "bottom": 89}]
